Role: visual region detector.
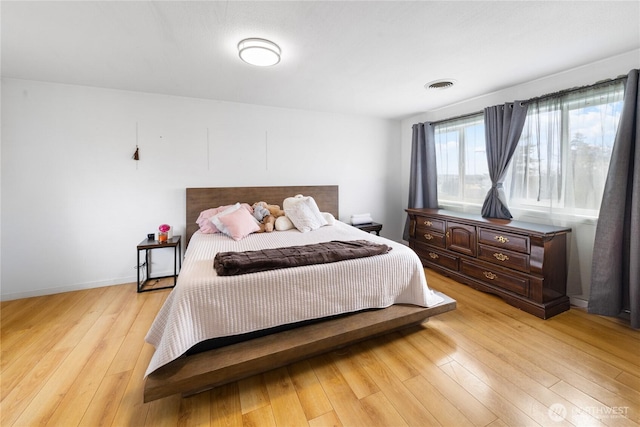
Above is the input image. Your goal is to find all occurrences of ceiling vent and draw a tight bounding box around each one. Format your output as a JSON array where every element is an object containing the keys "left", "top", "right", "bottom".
[{"left": 425, "top": 79, "right": 456, "bottom": 90}]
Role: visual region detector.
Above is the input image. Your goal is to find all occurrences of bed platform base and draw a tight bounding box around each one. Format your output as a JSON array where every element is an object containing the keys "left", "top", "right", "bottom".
[{"left": 144, "top": 292, "right": 456, "bottom": 402}]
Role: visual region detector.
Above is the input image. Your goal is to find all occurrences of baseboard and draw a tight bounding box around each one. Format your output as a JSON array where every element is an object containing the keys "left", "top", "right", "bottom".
[
  {"left": 0, "top": 275, "right": 138, "bottom": 301},
  {"left": 570, "top": 296, "right": 588, "bottom": 309}
]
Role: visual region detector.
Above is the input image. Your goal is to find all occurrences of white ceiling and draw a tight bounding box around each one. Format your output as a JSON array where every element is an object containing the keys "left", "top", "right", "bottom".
[{"left": 2, "top": 1, "right": 639, "bottom": 120}]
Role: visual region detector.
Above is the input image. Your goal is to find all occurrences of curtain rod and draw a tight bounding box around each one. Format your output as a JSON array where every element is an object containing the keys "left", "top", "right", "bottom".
[
  {"left": 428, "top": 110, "right": 482, "bottom": 126},
  {"left": 424, "top": 74, "right": 628, "bottom": 127},
  {"left": 523, "top": 74, "right": 627, "bottom": 105}
]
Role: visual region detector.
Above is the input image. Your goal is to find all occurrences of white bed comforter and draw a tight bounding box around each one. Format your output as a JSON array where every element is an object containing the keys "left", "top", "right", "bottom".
[{"left": 144, "top": 221, "right": 443, "bottom": 376}]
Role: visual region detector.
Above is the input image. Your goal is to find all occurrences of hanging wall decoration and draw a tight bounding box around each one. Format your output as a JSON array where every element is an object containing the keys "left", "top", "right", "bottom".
[{"left": 132, "top": 122, "right": 140, "bottom": 168}]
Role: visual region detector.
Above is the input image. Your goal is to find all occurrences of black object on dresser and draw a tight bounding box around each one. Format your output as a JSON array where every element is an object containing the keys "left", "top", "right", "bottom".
[{"left": 406, "top": 208, "right": 571, "bottom": 319}]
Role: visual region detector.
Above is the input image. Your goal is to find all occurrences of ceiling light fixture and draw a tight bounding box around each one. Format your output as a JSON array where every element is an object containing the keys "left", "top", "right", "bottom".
[
  {"left": 425, "top": 79, "right": 456, "bottom": 90},
  {"left": 238, "top": 38, "right": 281, "bottom": 67}
]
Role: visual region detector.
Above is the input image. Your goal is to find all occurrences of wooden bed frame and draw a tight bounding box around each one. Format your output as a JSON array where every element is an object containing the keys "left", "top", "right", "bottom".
[{"left": 144, "top": 185, "right": 456, "bottom": 402}]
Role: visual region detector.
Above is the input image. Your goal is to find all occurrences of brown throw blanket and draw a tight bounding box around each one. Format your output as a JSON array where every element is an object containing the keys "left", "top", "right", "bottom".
[{"left": 214, "top": 239, "right": 392, "bottom": 276}]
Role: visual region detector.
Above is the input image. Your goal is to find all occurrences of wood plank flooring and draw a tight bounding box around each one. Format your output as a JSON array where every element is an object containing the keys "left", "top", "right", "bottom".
[{"left": 1, "top": 270, "right": 638, "bottom": 426}]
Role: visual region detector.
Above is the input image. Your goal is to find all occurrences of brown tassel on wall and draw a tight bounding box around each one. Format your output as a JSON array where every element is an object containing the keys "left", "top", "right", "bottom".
[{"left": 132, "top": 145, "right": 140, "bottom": 160}]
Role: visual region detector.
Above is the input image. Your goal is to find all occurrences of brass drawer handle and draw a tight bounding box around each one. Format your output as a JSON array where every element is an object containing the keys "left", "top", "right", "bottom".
[
  {"left": 428, "top": 252, "right": 439, "bottom": 259},
  {"left": 424, "top": 233, "right": 433, "bottom": 240},
  {"left": 424, "top": 220, "right": 433, "bottom": 226},
  {"left": 483, "top": 271, "right": 497, "bottom": 280},
  {"left": 494, "top": 235, "right": 510, "bottom": 244},
  {"left": 493, "top": 253, "right": 509, "bottom": 261}
]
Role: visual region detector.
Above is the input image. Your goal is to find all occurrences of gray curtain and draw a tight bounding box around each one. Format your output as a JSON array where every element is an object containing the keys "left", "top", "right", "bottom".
[
  {"left": 481, "top": 102, "right": 529, "bottom": 218},
  {"left": 403, "top": 122, "right": 438, "bottom": 240},
  {"left": 589, "top": 69, "right": 640, "bottom": 329}
]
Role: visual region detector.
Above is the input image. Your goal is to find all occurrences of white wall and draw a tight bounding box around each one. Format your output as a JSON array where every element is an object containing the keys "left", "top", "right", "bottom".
[
  {"left": 1, "top": 79, "right": 401, "bottom": 300},
  {"left": 4, "top": 51, "right": 637, "bottom": 302},
  {"left": 400, "top": 49, "right": 640, "bottom": 305}
]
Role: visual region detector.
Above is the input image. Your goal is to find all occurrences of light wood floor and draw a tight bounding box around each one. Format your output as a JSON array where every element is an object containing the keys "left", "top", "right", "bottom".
[{"left": 1, "top": 270, "right": 638, "bottom": 427}]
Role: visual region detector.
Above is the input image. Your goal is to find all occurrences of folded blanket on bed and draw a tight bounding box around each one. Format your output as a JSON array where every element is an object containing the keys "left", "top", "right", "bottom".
[{"left": 214, "top": 239, "right": 392, "bottom": 276}]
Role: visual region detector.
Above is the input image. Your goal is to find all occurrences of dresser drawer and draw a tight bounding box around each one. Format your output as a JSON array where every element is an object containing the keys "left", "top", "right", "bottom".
[
  {"left": 414, "top": 228, "right": 446, "bottom": 249},
  {"left": 461, "top": 260, "right": 529, "bottom": 297},
  {"left": 418, "top": 246, "right": 459, "bottom": 271},
  {"left": 415, "top": 216, "right": 445, "bottom": 233},
  {"left": 478, "top": 228, "right": 529, "bottom": 254},
  {"left": 478, "top": 244, "right": 530, "bottom": 273}
]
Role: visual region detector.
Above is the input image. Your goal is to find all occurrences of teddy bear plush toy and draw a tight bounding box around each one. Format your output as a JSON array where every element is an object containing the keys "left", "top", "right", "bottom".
[{"left": 252, "top": 201, "right": 285, "bottom": 232}]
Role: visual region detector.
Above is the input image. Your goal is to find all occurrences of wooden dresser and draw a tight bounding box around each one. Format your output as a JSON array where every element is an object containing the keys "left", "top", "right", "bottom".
[{"left": 406, "top": 208, "right": 571, "bottom": 319}]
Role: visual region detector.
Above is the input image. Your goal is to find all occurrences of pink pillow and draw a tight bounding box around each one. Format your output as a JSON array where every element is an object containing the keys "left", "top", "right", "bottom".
[
  {"left": 217, "top": 207, "right": 260, "bottom": 240},
  {"left": 196, "top": 206, "right": 230, "bottom": 234},
  {"left": 196, "top": 204, "right": 253, "bottom": 234},
  {"left": 198, "top": 222, "right": 219, "bottom": 234}
]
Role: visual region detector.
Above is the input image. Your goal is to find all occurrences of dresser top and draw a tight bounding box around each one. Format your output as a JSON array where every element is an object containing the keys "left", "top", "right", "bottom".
[{"left": 406, "top": 208, "right": 572, "bottom": 235}]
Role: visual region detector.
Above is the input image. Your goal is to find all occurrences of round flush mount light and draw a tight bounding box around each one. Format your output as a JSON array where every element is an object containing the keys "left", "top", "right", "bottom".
[
  {"left": 238, "top": 38, "right": 281, "bottom": 66},
  {"left": 425, "top": 79, "right": 456, "bottom": 90}
]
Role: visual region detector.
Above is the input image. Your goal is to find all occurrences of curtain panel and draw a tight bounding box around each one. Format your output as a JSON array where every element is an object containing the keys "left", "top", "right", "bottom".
[
  {"left": 481, "top": 102, "right": 528, "bottom": 219},
  {"left": 504, "top": 83, "right": 624, "bottom": 217},
  {"left": 403, "top": 122, "right": 438, "bottom": 240},
  {"left": 589, "top": 69, "right": 640, "bottom": 329}
]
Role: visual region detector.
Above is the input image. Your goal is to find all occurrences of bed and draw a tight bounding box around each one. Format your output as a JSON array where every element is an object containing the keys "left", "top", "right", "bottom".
[{"left": 143, "top": 185, "right": 455, "bottom": 402}]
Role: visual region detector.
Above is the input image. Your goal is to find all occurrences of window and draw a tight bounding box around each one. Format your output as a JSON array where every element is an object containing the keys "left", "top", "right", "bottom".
[
  {"left": 434, "top": 114, "right": 488, "bottom": 206},
  {"left": 430, "top": 81, "right": 624, "bottom": 219},
  {"left": 504, "top": 82, "right": 625, "bottom": 218}
]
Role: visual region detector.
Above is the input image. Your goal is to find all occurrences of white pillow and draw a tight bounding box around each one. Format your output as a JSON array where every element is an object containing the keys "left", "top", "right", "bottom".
[
  {"left": 275, "top": 215, "right": 296, "bottom": 231},
  {"left": 283, "top": 195, "right": 328, "bottom": 232},
  {"left": 276, "top": 212, "right": 334, "bottom": 231},
  {"left": 322, "top": 212, "right": 336, "bottom": 225}
]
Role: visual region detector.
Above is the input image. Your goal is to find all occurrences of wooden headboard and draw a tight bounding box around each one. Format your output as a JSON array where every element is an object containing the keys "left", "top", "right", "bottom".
[{"left": 186, "top": 185, "right": 339, "bottom": 246}]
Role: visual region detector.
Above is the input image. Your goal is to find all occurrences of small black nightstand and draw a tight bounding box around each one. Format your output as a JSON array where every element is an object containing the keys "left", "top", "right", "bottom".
[
  {"left": 353, "top": 222, "right": 383, "bottom": 235},
  {"left": 136, "top": 236, "right": 182, "bottom": 292}
]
